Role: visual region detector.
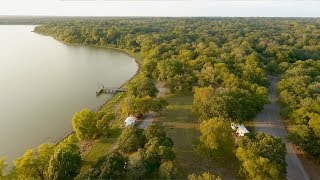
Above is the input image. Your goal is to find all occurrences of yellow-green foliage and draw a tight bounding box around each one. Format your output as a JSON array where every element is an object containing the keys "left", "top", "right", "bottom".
[
  {"left": 199, "top": 117, "right": 232, "bottom": 150},
  {"left": 72, "top": 108, "right": 98, "bottom": 141},
  {"left": 236, "top": 133, "right": 286, "bottom": 179},
  {"left": 14, "top": 143, "right": 55, "bottom": 179},
  {"left": 0, "top": 157, "right": 7, "bottom": 177},
  {"left": 188, "top": 172, "right": 221, "bottom": 180}
]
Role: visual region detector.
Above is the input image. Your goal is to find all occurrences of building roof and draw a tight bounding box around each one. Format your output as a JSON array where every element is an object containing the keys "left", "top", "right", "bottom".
[
  {"left": 237, "top": 124, "right": 249, "bottom": 134},
  {"left": 124, "top": 116, "right": 136, "bottom": 126}
]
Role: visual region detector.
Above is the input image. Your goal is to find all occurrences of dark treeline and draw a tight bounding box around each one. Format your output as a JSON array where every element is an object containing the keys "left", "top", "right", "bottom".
[{"left": 0, "top": 16, "right": 139, "bottom": 25}]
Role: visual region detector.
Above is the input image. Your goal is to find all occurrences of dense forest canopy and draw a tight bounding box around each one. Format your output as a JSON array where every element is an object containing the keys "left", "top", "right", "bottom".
[
  {"left": 34, "top": 17, "right": 320, "bottom": 160},
  {"left": 33, "top": 17, "right": 320, "bottom": 77},
  {"left": 1, "top": 17, "right": 319, "bottom": 179}
]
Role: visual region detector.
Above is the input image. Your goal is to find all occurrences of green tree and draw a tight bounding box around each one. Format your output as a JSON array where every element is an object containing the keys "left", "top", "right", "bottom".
[
  {"left": 96, "top": 112, "right": 114, "bottom": 137},
  {"left": 47, "top": 143, "right": 81, "bottom": 180},
  {"left": 236, "top": 132, "right": 286, "bottom": 179},
  {"left": 0, "top": 157, "right": 7, "bottom": 178},
  {"left": 242, "top": 53, "right": 269, "bottom": 87},
  {"left": 14, "top": 143, "right": 55, "bottom": 179},
  {"left": 142, "top": 59, "right": 158, "bottom": 78},
  {"left": 96, "top": 120, "right": 110, "bottom": 137},
  {"left": 193, "top": 86, "right": 215, "bottom": 119},
  {"left": 90, "top": 151, "right": 128, "bottom": 179},
  {"left": 162, "top": 137, "right": 174, "bottom": 148},
  {"left": 118, "top": 126, "right": 146, "bottom": 153},
  {"left": 197, "top": 63, "right": 217, "bottom": 87},
  {"left": 159, "top": 146, "right": 176, "bottom": 161},
  {"left": 193, "top": 87, "right": 266, "bottom": 122},
  {"left": 128, "top": 149, "right": 147, "bottom": 179},
  {"left": 287, "top": 125, "right": 320, "bottom": 158},
  {"left": 128, "top": 74, "right": 159, "bottom": 98},
  {"left": 122, "top": 96, "right": 168, "bottom": 116},
  {"left": 159, "top": 161, "right": 178, "bottom": 179},
  {"left": 199, "top": 118, "right": 232, "bottom": 151},
  {"left": 122, "top": 96, "right": 154, "bottom": 116},
  {"left": 152, "top": 98, "right": 169, "bottom": 114},
  {"left": 144, "top": 123, "right": 166, "bottom": 142},
  {"left": 144, "top": 138, "right": 161, "bottom": 173},
  {"left": 157, "top": 59, "right": 195, "bottom": 93},
  {"left": 72, "top": 109, "right": 98, "bottom": 141},
  {"left": 188, "top": 172, "right": 221, "bottom": 180},
  {"left": 308, "top": 113, "right": 320, "bottom": 138}
]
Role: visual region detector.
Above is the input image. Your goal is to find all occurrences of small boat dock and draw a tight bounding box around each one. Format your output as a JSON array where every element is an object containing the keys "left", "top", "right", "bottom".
[{"left": 96, "top": 82, "right": 127, "bottom": 95}]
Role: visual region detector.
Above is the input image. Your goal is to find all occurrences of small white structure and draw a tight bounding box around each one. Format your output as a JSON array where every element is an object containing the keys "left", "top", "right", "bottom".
[
  {"left": 236, "top": 124, "right": 249, "bottom": 136},
  {"left": 124, "top": 116, "right": 137, "bottom": 127},
  {"left": 231, "top": 123, "right": 239, "bottom": 130},
  {"left": 231, "top": 123, "right": 249, "bottom": 137}
]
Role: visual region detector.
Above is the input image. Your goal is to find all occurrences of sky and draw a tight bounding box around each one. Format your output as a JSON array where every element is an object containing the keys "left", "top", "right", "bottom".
[{"left": 0, "top": 0, "right": 320, "bottom": 17}]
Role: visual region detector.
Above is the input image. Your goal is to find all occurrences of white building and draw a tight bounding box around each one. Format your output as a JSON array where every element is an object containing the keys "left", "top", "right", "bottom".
[
  {"left": 236, "top": 124, "right": 249, "bottom": 136},
  {"left": 124, "top": 116, "right": 137, "bottom": 127},
  {"left": 231, "top": 123, "right": 249, "bottom": 137}
]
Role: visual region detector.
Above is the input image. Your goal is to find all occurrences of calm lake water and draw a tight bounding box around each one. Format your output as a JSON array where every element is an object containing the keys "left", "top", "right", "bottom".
[{"left": 0, "top": 25, "right": 138, "bottom": 163}]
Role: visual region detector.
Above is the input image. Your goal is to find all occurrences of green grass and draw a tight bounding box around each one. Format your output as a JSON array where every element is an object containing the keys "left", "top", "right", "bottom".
[
  {"left": 81, "top": 128, "right": 122, "bottom": 171},
  {"left": 156, "top": 94, "right": 239, "bottom": 179}
]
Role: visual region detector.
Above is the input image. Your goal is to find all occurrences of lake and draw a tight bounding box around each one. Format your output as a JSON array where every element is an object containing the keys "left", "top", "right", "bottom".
[{"left": 0, "top": 25, "right": 138, "bottom": 163}]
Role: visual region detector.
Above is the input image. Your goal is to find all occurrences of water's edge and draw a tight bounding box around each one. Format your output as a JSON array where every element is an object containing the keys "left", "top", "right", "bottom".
[{"left": 32, "top": 31, "right": 141, "bottom": 145}]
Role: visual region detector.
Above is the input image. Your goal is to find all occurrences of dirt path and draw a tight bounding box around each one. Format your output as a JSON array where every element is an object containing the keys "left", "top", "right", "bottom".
[{"left": 254, "top": 75, "right": 309, "bottom": 180}]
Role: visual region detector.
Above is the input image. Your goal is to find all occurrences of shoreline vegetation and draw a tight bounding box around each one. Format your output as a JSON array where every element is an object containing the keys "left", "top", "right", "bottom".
[{"left": 33, "top": 32, "right": 143, "bottom": 145}]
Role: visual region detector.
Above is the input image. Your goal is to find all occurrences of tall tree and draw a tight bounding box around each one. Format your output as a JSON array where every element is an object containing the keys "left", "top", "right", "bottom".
[
  {"left": 118, "top": 126, "right": 146, "bottom": 153},
  {"left": 72, "top": 109, "right": 98, "bottom": 141},
  {"left": 0, "top": 157, "right": 7, "bottom": 178},
  {"left": 47, "top": 143, "right": 81, "bottom": 180},
  {"left": 188, "top": 172, "right": 221, "bottom": 180},
  {"left": 128, "top": 74, "right": 159, "bottom": 98},
  {"left": 199, "top": 117, "right": 232, "bottom": 151},
  {"left": 236, "top": 132, "right": 286, "bottom": 179},
  {"left": 90, "top": 151, "right": 128, "bottom": 179},
  {"left": 14, "top": 143, "right": 55, "bottom": 179}
]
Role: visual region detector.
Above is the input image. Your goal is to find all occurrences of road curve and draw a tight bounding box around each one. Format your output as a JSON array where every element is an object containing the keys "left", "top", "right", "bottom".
[{"left": 254, "top": 75, "right": 309, "bottom": 180}]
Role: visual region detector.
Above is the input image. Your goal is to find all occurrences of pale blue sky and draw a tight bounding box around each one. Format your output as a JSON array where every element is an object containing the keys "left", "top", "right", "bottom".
[{"left": 0, "top": 0, "right": 320, "bottom": 17}]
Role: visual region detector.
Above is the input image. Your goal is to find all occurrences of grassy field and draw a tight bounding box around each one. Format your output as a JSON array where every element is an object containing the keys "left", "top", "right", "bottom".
[
  {"left": 156, "top": 94, "right": 239, "bottom": 179},
  {"left": 82, "top": 128, "right": 121, "bottom": 162}
]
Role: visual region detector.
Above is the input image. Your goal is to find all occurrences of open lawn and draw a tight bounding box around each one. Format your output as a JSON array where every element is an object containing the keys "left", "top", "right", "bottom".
[
  {"left": 156, "top": 94, "right": 239, "bottom": 179},
  {"left": 81, "top": 128, "right": 122, "bottom": 171}
]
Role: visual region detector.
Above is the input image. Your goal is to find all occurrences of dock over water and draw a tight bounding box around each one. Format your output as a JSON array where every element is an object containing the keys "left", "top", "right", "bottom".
[{"left": 96, "top": 83, "right": 127, "bottom": 95}]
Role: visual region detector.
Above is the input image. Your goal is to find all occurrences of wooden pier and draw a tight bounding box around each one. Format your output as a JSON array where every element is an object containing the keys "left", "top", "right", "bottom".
[{"left": 96, "top": 83, "right": 127, "bottom": 95}]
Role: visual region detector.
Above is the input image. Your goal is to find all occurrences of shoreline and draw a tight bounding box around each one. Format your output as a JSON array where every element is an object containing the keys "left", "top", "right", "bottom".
[{"left": 33, "top": 32, "right": 142, "bottom": 145}]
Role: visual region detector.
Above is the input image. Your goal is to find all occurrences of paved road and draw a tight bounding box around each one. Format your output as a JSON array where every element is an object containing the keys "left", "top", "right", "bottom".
[
  {"left": 254, "top": 75, "right": 309, "bottom": 180},
  {"left": 139, "top": 112, "right": 156, "bottom": 129}
]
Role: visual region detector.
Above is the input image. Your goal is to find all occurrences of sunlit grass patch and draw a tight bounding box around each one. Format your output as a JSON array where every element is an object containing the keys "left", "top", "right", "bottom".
[{"left": 81, "top": 127, "right": 122, "bottom": 172}]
